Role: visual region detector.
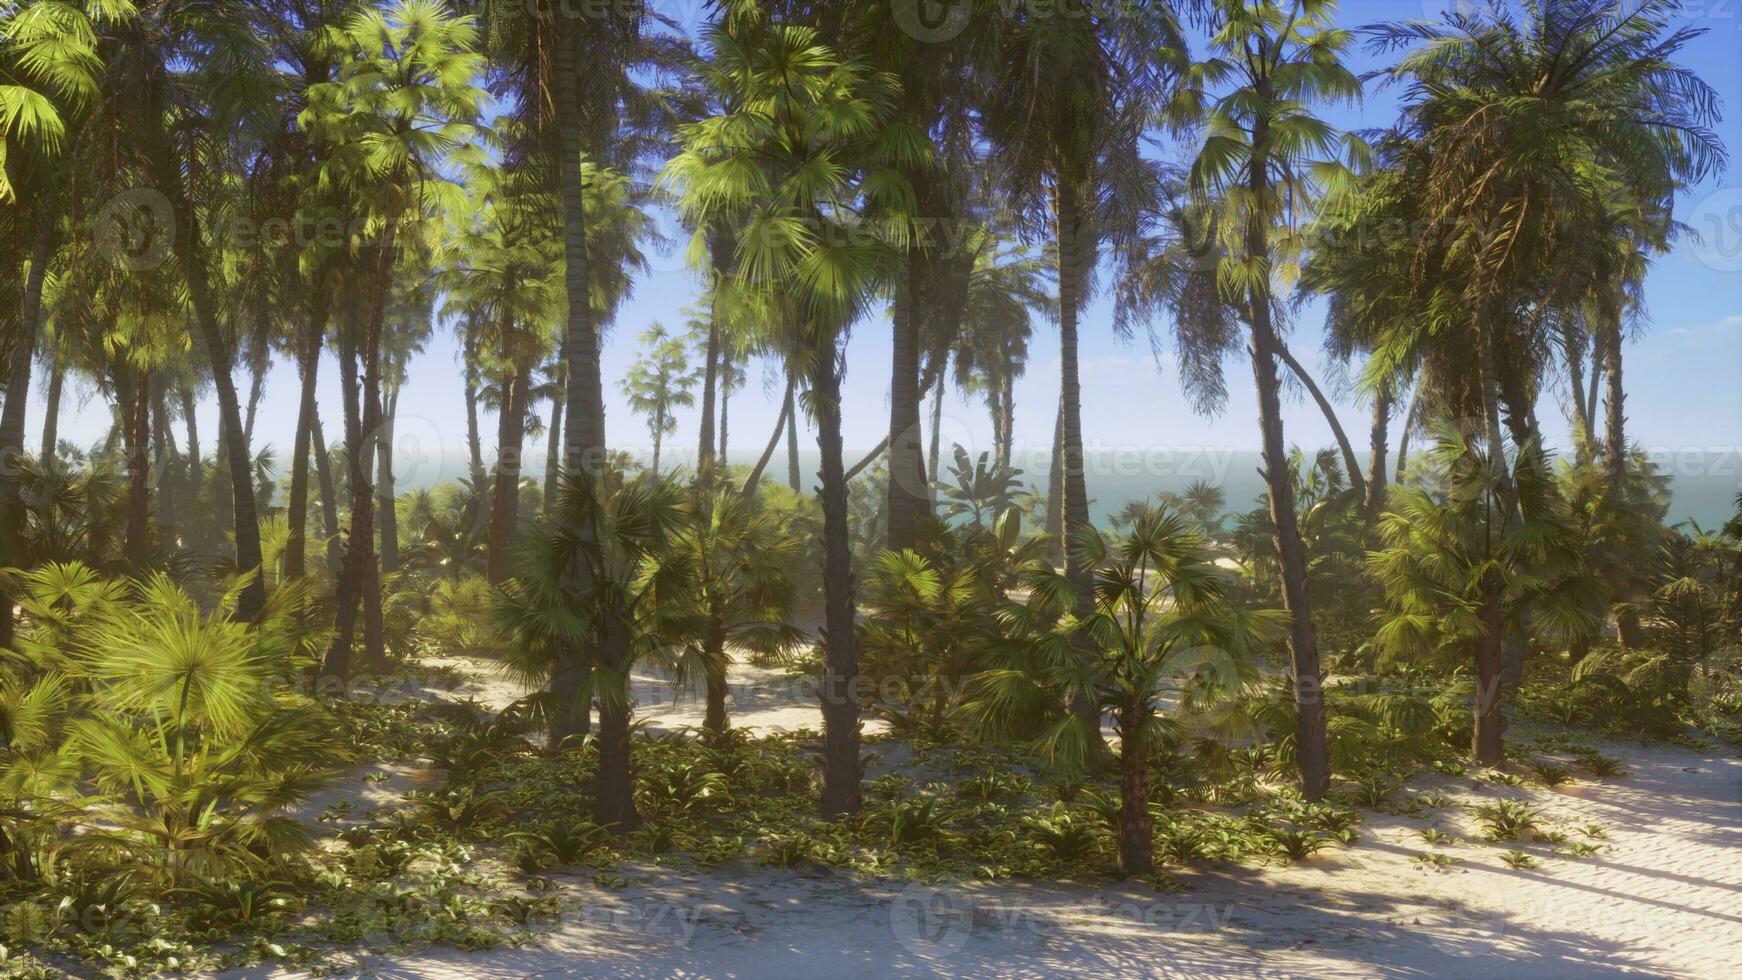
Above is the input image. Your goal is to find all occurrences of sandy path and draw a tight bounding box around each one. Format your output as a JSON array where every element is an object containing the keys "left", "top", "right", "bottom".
[{"left": 282, "top": 657, "right": 1740, "bottom": 978}]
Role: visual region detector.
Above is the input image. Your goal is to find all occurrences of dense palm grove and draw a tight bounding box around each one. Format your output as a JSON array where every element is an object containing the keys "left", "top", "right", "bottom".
[{"left": 1, "top": 0, "right": 1738, "bottom": 973}]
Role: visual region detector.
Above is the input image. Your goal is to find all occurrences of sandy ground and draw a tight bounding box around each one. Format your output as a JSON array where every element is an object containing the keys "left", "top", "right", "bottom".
[{"left": 276, "top": 655, "right": 1741, "bottom": 979}]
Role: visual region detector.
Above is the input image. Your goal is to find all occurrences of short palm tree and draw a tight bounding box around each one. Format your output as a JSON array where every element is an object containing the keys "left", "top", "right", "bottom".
[{"left": 621, "top": 323, "right": 697, "bottom": 479}]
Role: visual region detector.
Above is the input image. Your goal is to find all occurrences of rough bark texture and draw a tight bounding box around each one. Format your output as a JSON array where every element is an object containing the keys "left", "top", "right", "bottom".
[
  {"left": 703, "top": 620, "right": 729, "bottom": 735},
  {"left": 1364, "top": 387, "right": 1392, "bottom": 513},
  {"left": 1395, "top": 380, "right": 1418, "bottom": 484},
  {"left": 1474, "top": 595, "right": 1506, "bottom": 765},
  {"left": 1055, "top": 182, "right": 1105, "bottom": 746},
  {"left": 544, "top": 384, "right": 564, "bottom": 512},
  {"left": 814, "top": 352, "right": 862, "bottom": 820},
  {"left": 1244, "top": 137, "right": 1328, "bottom": 801},
  {"left": 1116, "top": 704, "right": 1153, "bottom": 876},
  {"left": 285, "top": 316, "right": 324, "bottom": 580},
  {"left": 886, "top": 270, "right": 925, "bottom": 550},
  {"left": 549, "top": 12, "right": 603, "bottom": 751},
  {"left": 312, "top": 408, "right": 342, "bottom": 578},
  {"left": 488, "top": 370, "right": 527, "bottom": 584}
]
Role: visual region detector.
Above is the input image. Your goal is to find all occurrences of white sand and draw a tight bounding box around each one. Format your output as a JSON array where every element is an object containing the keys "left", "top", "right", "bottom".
[{"left": 277, "top": 656, "right": 1741, "bottom": 979}]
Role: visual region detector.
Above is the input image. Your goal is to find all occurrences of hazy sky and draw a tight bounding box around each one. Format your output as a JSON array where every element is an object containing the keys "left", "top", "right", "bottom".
[{"left": 36, "top": 0, "right": 1742, "bottom": 495}]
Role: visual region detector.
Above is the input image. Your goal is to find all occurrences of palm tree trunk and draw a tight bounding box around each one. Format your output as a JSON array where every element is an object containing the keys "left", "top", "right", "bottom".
[
  {"left": 1055, "top": 181, "right": 1105, "bottom": 747},
  {"left": 1363, "top": 386, "right": 1391, "bottom": 513},
  {"left": 719, "top": 347, "right": 732, "bottom": 463},
  {"left": 1276, "top": 342, "right": 1365, "bottom": 504},
  {"left": 928, "top": 365, "right": 944, "bottom": 487},
  {"left": 814, "top": 353, "right": 862, "bottom": 820},
  {"left": 357, "top": 209, "right": 398, "bottom": 674},
  {"left": 464, "top": 317, "right": 486, "bottom": 486},
  {"left": 285, "top": 315, "right": 324, "bottom": 579},
  {"left": 1116, "top": 703, "right": 1153, "bottom": 876},
  {"left": 161, "top": 149, "right": 266, "bottom": 621},
  {"left": 243, "top": 352, "right": 267, "bottom": 447},
  {"left": 550, "top": 11, "right": 603, "bottom": 746},
  {"left": 741, "top": 381, "right": 793, "bottom": 497},
  {"left": 1244, "top": 146, "right": 1328, "bottom": 801},
  {"left": 122, "top": 367, "right": 152, "bottom": 564},
  {"left": 703, "top": 619, "right": 729, "bottom": 735},
  {"left": 785, "top": 378, "right": 802, "bottom": 491},
  {"left": 39, "top": 360, "right": 62, "bottom": 463},
  {"left": 323, "top": 321, "right": 369, "bottom": 681},
  {"left": 1046, "top": 392, "right": 1064, "bottom": 562},
  {"left": 180, "top": 383, "right": 201, "bottom": 489},
  {"left": 886, "top": 271, "right": 925, "bottom": 550},
  {"left": 1567, "top": 335, "right": 1591, "bottom": 464},
  {"left": 153, "top": 376, "right": 177, "bottom": 532},
  {"left": 488, "top": 369, "right": 526, "bottom": 584},
  {"left": 651, "top": 408, "right": 663, "bottom": 478},
  {"left": 377, "top": 385, "right": 400, "bottom": 574},
  {"left": 0, "top": 219, "right": 51, "bottom": 646},
  {"left": 312, "top": 407, "right": 341, "bottom": 578},
  {"left": 1472, "top": 320, "right": 1516, "bottom": 765},
  {"left": 998, "top": 372, "right": 1015, "bottom": 472},
  {"left": 544, "top": 382, "right": 564, "bottom": 512},
  {"left": 698, "top": 319, "right": 720, "bottom": 474},
  {"left": 1395, "top": 378, "right": 1419, "bottom": 484},
  {"left": 1601, "top": 321, "right": 1644, "bottom": 649}
]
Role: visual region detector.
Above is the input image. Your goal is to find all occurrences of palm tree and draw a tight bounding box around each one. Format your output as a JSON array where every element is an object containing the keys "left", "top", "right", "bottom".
[
  {"left": 1168, "top": 0, "right": 1366, "bottom": 800},
  {"left": 663, "top": 13, "right": 925, "bottom": 818},
  {"left": 977, "top": 0, "right": 1189, "bottom": 744},
  {"left": 653, "top": 489, "right": 803, "bottom": 736},
  {"left": 0, "top": 0, "right": 114, "bottom": 647},
  {"left": 621, "top": 323, "right": 695, "bottom": 479},
  {"left": 300, "top": 0, "right": 483, "bottom": 676}
]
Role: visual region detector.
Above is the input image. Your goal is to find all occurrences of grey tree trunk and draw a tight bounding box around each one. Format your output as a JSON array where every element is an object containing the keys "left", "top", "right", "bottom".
[
  {"left": 1276, "top": 342, "right": 1365, "bottom": 504},
  {"left": 886, "top": 272, "right": 925, "bottom": 549},
  {"left": 1, "top": 223, "right": 53, "bottom": 649},
  {"left": 1363, "top": 386, "right": 1391, "bottom": 513},
  {"left": 285, "top": 315, "right": 324, "bottom": 579}
]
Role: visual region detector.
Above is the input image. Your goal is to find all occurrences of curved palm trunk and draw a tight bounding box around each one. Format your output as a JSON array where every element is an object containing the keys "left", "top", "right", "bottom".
[
  {"left": 285, "top": 316, "right": 324, "bottom": 579},
  {"left": 487, "top": 369, "right": 527, "bottom": 584},
  {"left": 1244, "top": 144, "right": 1328, "bottom": 801},
  {"left": 1276, "top": 342, "right": 1365, "bottom": 504},
  {"left": 815, "top": 352, "right": 862, "bottom": 820},
  {"left": 243, "top": 352, "right": 268, "bottom": 447},
  {"left": 0, "top": 223, "right": 52, "bottom": 649},
  {"left": 180, "top": 383, "right": 201, "bottom": 491},
  {"left": 741, "top": 381, "right": 793, "bottom": 497}
]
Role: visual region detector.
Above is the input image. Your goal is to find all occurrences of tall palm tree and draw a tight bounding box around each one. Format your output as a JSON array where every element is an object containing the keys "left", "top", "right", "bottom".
[
  {"left": 1169, "top": 0, "right": 1367, "bottom": 800},
  {"left": 663, "top": 12, "right": 925, "bottom": 818},
  {"left": 977, "top": 0, "right": 1189, "bottom": 743},
  {"left": 301, "top": 0, "right": 483, "bottom": 676}
]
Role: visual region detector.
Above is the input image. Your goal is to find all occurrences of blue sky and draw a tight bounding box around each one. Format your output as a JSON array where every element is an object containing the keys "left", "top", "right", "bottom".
[{"left": 38, "top": 0, "right": 1742, "bottom": 501}]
